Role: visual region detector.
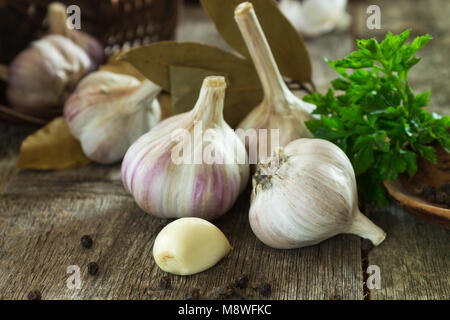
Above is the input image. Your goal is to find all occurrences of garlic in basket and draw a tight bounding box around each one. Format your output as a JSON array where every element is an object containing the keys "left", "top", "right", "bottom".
[
  {"left": 64, "top": 70, "right": 161, "bottom": 164},
  {"left": 235, "top": 2, "right": 315, "bottom": 161},
  {"left": 153, "top": 217, "right": 232, "bottom": 275},
  {"left": 47, "top": 2, "right": 105, "bottom": 67},
  {"left": 122, "top": 76, "right": 249, "bottom": 220},
  {"left": 250, "top": 138, "right": 386, "bottom": 249},
  {"left": 7, "top": 35, "right": 92, "bottom": 110}
]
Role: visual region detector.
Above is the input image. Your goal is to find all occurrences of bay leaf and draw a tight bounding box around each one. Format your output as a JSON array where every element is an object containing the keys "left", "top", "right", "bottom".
[
  {"left": 121, "top": 41, "right": 263, "bottom": 127},
  {"left": 17, "top": 117, "right": 90, "bottom": 170},
  {"left": 121, "top": 41, "right": 261, "bottom": 91},
  {"left": 170, "top": 65, "right": 223, "bottom": 114},
  {"left": 100, "top": 53, "right": 146, "bottom": 81},
  {"left": 170, "top": 65, "right": 262, "bottom": 128},
  {"left": 200, "top": 0, "right": 312, "bottom": 83}
]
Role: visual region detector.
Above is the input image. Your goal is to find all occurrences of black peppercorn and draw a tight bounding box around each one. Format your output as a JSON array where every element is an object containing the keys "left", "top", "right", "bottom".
[
  {"left": 159, "top": 276, "right": 171, "bottom": 289},
  {"left": 80, "top": 235, "right": 93, "bottom": 249},
  {"left": 27, "top": 290, "right": 41, "bottom": 300},
  {"left": 235, "top": 275, "right": 249, "bottom": 289},
  {"left": 257, "top": 283, "right": 271, "bottom": 297},
  {"left": 87, "top": 262, "right": 99, "bottom": 275}
]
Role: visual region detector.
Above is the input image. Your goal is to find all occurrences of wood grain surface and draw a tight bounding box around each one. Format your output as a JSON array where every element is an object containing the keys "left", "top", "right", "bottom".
[{"left": 0, "top": 1, "right": 449, "bottom": 300}]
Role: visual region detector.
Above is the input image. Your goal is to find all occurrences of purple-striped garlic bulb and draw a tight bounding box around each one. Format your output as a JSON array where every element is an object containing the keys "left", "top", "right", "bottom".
[
  {"left": 122, "top": 76, "right": 249, "bottom": 220},
  {"left": 235, "top": 2, "right": 315, "bottom": 161},
  {"left": 64, "top": 70, "right": 161, "bottom": 164},
  {"left": 7, "top": 34, "right": 92, "bottom": 110},
  {"left": 250, "top": 138, "right": 386, "bottom": 249},
  {"left": 47, "top": 2, "right": 105, "bottom": 67}
]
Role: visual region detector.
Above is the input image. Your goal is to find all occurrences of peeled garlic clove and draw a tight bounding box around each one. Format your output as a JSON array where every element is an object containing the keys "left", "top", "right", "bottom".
[
  {"left": 153, "top": 217, "right": 232, "bottom": 275},
  {"left": 234, "top": 2, "right": 315, "bottom": 161},
  {"left": 64, "top": 70, "right": 161, "bottom": 164},
  {"left": 279, "top": 0, "right": 351, "bottom": 38},
  {"left": 7, "top": 35, "right": 92, "bottom": 110},
  {"left": 250, "top": 138, "right": 386, "bottom": 249},
  {"left": 47, "top": 2, "right": 105, "bottom": 67},
  {"left": 122, "top": 76, "right": 249, "bottom": 220}
]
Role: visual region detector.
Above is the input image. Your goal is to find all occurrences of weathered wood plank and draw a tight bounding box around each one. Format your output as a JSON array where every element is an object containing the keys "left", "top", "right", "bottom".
[
  {"left": 366, "top": 205, "right": 450, "bottom": 300},
  {"left": 0, "top": 168, "right": 363, "bottom": 300}
]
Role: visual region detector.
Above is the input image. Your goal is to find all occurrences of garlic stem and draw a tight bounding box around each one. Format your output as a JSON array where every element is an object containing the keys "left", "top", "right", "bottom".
[
  {"left": 348, "top": 210, "right": 386, "bottom": 245},
  {"left": 191, "top": 76, "right": 226, "bottom": 124},
  {"left": 47, "top": 2, "right": 69, "bottom": 35},
  {"left": 235, "top": 2, "right": 291, "bottom": 110}
]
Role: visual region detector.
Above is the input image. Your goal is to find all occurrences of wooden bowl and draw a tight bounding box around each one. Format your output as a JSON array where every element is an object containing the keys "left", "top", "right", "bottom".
[{"left": 384, "top": 143, "right": 450, "bottom": 229}]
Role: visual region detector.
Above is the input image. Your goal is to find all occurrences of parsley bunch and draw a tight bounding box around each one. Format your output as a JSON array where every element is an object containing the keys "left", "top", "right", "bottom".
[{"left": 304, "top": 30, "right": 450, "bottom": 206}]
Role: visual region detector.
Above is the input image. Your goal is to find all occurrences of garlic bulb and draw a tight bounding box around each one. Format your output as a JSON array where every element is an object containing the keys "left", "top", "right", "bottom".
[
  {"left": 153, "top": 217, "right": 232, "bottom": 275},
  {"left": 122, "top": 76, "right": 249, "bottom": 220},
  {"left": 47, "top": 2, "right": 104, "bottom": 67},
  {"left": 7, "top": 34, "right": 92, "bottom": 110},
  {"left": 249, "top": 138, "right": 386, "bottom": 249},
  {"left": 64, "top": 70, "right": 161, "bottom": 164},
  {"left": 234, "top": 2, "right": 315, "bottom": 161},
  {"left": 279, "top": 0, "right": 351, "bottom": 38}
]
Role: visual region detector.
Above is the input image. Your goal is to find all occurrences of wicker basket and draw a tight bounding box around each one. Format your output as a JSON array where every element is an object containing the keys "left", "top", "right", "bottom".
[{"left": 0, "top": 0, "right": 178, "bottom": 124}]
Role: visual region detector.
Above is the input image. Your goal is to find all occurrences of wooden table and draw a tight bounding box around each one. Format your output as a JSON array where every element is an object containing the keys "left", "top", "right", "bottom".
[{"left": 0, "top": 0, "right": 449, "bottom": 300}]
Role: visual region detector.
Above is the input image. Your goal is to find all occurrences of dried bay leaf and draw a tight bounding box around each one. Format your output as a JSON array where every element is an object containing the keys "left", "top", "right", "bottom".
[
  {"left": 170, "top": 65, "right": 261, "bottom": 127},
  {"left": 100, "top": 53, "right": 146, "bottom": 81},
  {"left": 121, "top": 41, "right": 261, "bottom": 91},
  {"left": 122, "top": 42, "right": 263, "bottom": 127},
  {"left": 200, "top": 0, "right": 312, "bottom": 83},
  {"left": 17, "top": 117, "right": 90, "bottom": 170},
  {"left": 170, "top": 65, "right": 222, "bottom": 115}
]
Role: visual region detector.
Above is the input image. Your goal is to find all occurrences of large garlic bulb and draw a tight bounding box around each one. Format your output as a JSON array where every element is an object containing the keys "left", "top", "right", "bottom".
[
  {"left": 279, "top": 0, "right": 351, "bottom": 38},
  {"left": 235, "top": 2, "right": 315, "bottom": 161},
  {"left": 47, "top": 2, "right": 104, "bottom": 67},
  {"left": 250, "top": 138, "right": 386, "bottom": 249},
  {"left": 7, "top": 35, "right": 92, "bottom": 110},
  {"left": 64, "top": 70, "right": 161, "bottom": 164},
  {"left": 122, "top": 76, "right": 249, "bottom": 220}
]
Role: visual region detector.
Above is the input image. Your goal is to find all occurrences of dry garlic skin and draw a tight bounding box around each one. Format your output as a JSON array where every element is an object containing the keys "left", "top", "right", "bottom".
[
  {"left": 153, "top": 218, "right": 232, "bottom": 275},
  {"left": 250, "top": 138, "right": 386, "bottom": 249},
  {"left": 64, "top": 71, "right": 161, "bottom": 164}
]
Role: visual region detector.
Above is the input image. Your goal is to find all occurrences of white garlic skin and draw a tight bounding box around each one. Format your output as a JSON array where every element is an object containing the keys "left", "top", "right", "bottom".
[
  {"left": 7, "top": 35, "right": 92, "bottom": 110},
  {"left": 64, "top": 70, "right": 161, "bottom": 164},
  {"left": 153, "top": 217, "right": 232, "bottom": 276},
  {"left": 122, "top": 76, "right": 249, "bottom": 220},
  {"left": 235, "top": 2, "right": 315, "bottom": 160},
  {"left": 279, "top": 0, "right": 351, "bottom": 38},
  {"left": 47, "top": 2, "right": 104, "bottom": 67},
  {"left": 249, "top": 138, "right": 386, "bottom": 249}
]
